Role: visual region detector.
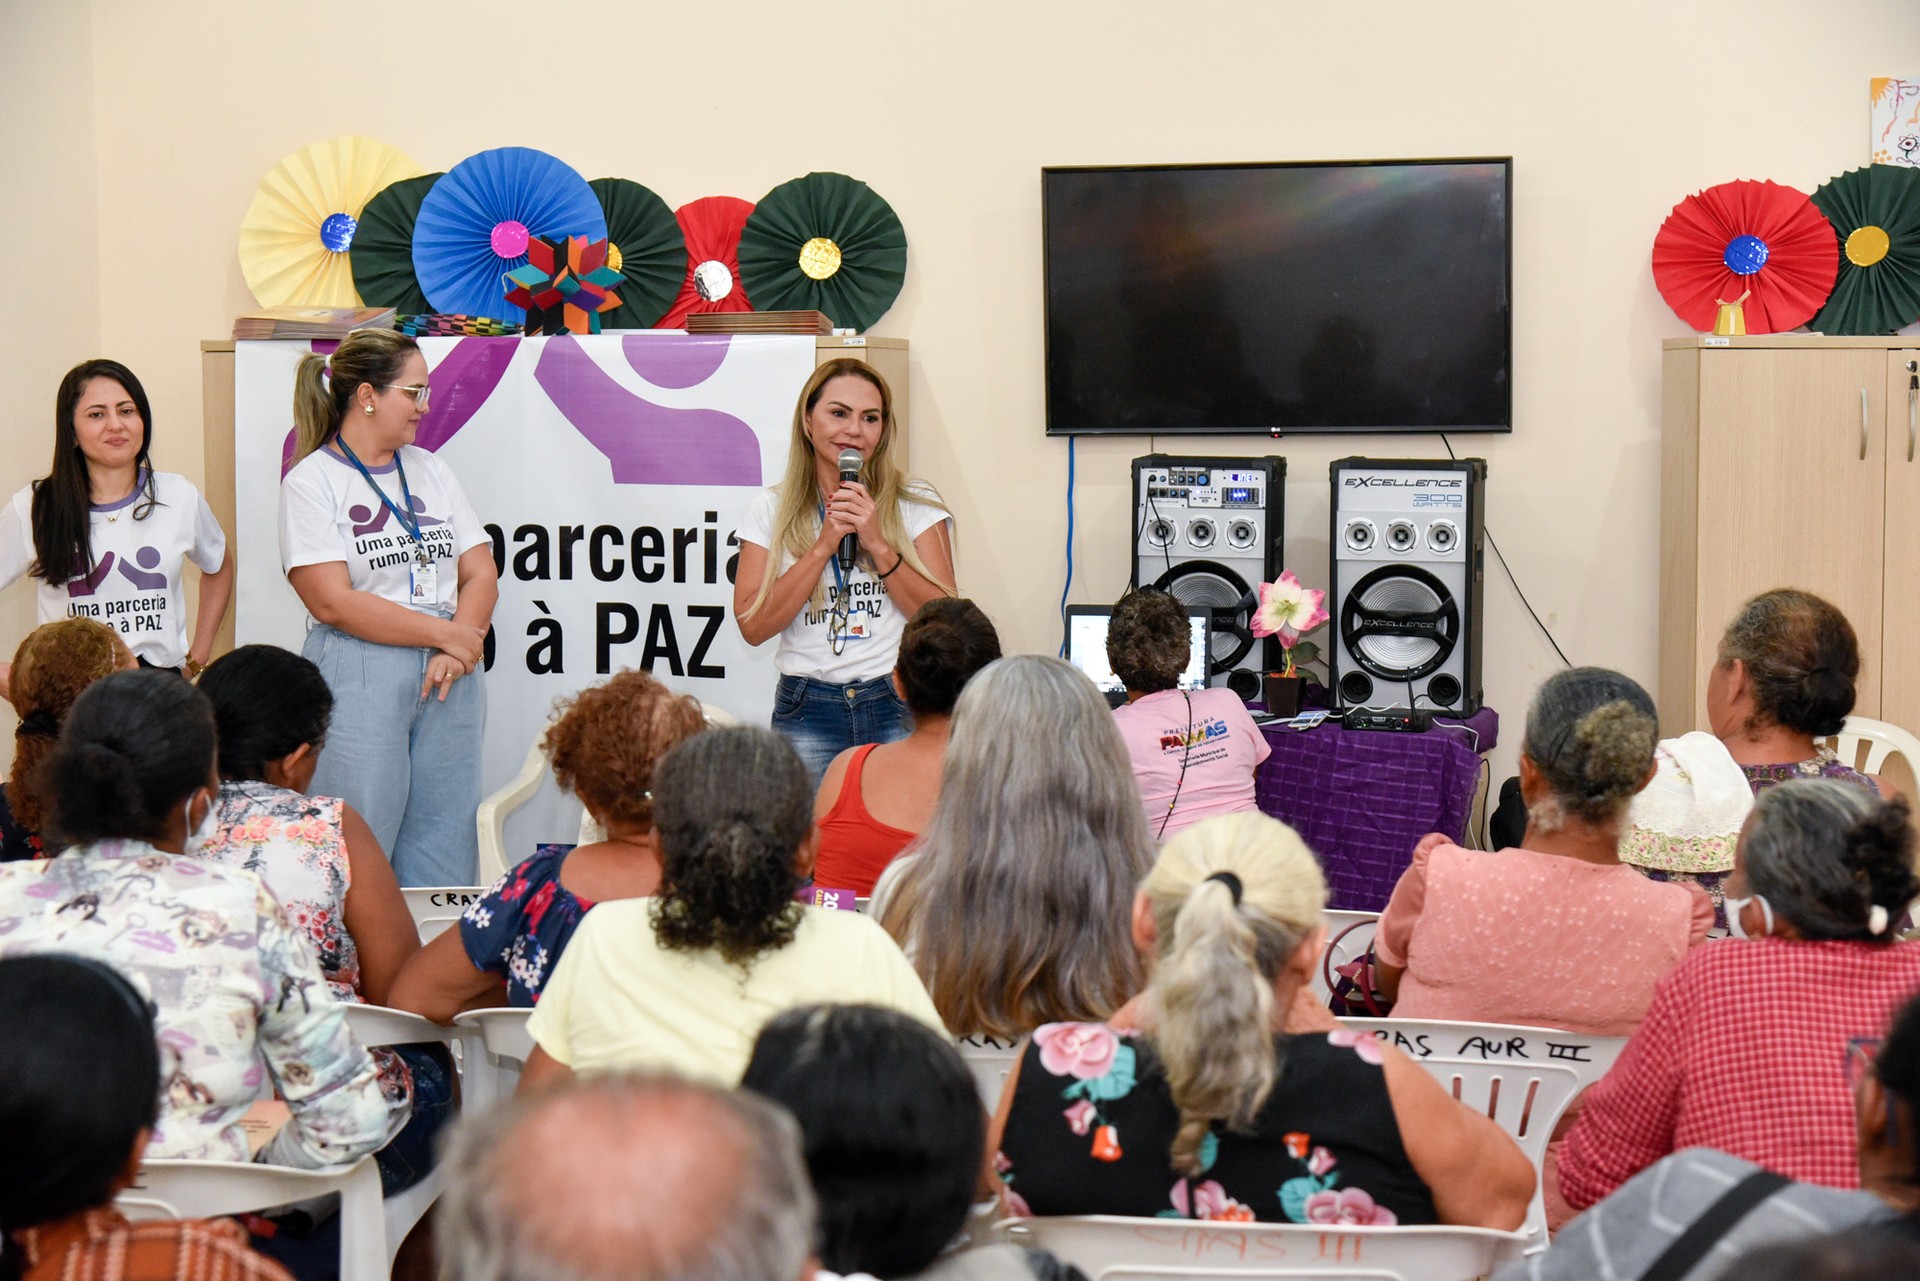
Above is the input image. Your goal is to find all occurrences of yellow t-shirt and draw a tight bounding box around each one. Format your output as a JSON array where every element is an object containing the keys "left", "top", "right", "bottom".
[{"left": 526, "top": 901, "right": 949, "bottom": 1083}]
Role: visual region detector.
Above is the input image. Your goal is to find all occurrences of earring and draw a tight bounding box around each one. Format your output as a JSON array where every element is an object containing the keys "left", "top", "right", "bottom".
[{"left": 363, "top": 404, "right": 375, "bottom": 416}]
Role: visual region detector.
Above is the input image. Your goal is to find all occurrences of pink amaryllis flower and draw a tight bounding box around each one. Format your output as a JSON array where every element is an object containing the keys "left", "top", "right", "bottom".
[{"left": 1251, "top": 570, "right": 1329, "bottom": 647}]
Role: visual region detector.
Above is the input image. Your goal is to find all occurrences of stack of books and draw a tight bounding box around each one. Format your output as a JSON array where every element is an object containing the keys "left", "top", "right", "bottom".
[
  {"left": 232, "top": 307, "right": 397, "bottom": 340},
  {"left": 684, "top": 310, "right": 835, "bottom": 335}
]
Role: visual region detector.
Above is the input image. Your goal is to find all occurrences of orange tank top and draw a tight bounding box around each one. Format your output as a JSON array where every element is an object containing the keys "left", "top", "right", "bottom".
[{"left": 813, "top": 743, "right": 919, "bottom": 896}]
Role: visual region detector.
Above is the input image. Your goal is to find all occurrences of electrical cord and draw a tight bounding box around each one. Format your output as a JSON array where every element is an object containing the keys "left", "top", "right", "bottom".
[
  {"left": 1058, "top": 436, "right": 1075, "bottom": 657},
  {"left": 1157, "top": 689, "right": 1195, "bottom": 841},
  {"left": 1440, "top": 434, "right": 1573, "bottom": 669}
]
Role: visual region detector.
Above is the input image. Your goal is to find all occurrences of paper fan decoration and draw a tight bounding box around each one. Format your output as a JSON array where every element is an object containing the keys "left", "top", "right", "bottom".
[
  {"left": 739, "top": 173, "right": 908, "bottom": 332},
  {"left": 589, "top": 179, "right": 686, "bottom": 328},
  {"left": 350, "top": 173, "right": 441, "bottom": 314},
  {"left": 658, "top": 196, "right": 756, "bottom": 329},
  {"left": 411, "top": 147, "right": 607, "bottom": 322},
  {"left": 1651, "top": 180, "right": 1837, "bottom": 334},
  {"left": 1807, "top": 165, "right": 1920, "bottom": 335},
  {"left": 238, "top": 135, "right": 423, "bottom": 307}
]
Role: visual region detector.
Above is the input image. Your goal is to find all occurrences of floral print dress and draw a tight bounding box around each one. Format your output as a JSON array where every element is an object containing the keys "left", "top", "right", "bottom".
[
  {"left": 998, "top": 1024, "right": 1437, "bottom": 1226},
  {"left": 459, "top": 843, "right": 594, "bottom": 1006}
]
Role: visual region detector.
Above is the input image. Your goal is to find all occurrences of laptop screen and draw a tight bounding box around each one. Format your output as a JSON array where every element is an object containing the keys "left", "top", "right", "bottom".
[{"left": 1065, "top": 606, "right": 1210, "bottom": 696}]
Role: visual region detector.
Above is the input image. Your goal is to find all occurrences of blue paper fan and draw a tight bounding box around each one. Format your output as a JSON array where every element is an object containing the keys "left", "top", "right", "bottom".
[{"left": 411, "top": 147, "right": 607, "bottom": 322}]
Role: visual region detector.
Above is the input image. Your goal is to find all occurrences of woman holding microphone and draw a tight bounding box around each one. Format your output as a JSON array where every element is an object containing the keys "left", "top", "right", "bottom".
[
  {"left": 734, "top": 359, "right": 955, "bottom": 783},
  {"left": 279, "top": 329, "right": 497, "bottom": 887}
]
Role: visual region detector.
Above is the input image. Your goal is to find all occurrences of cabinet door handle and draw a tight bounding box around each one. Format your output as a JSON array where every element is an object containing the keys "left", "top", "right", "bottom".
[{"left": 1862, "top": 388, "right": 1870, "bottom": 461}]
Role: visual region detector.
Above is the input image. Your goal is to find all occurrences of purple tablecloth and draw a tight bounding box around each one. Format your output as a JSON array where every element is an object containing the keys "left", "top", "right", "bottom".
[{"left": 1254, "top": 708, "right": 1499, "bottom": 912}]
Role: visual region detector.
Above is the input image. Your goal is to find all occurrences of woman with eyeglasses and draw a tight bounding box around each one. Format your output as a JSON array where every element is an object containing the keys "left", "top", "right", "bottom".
[
  {"left": 0, "top": 358, "right": 232, "bottom": 694},
  {"left": 279, "top": 328, "right": 498, "bottom": 886},
  {"left": 733, "top": 359, "right": 956, "bottom": 785}
]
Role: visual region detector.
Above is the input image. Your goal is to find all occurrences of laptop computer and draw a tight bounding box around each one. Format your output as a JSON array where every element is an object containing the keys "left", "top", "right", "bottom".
[{"left": 1064, "top": 604, "right": 1212, "bottom": 709}]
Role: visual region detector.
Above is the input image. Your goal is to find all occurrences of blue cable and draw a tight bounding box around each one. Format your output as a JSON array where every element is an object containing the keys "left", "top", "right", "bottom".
[{"left": 1058, "top": 435, "right": 1075, "bottom": 656}]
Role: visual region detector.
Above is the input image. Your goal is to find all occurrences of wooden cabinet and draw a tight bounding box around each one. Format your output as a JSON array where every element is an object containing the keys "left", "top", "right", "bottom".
[{"left": 1661, "top": 336, "right": 1920, "bottom": 736}]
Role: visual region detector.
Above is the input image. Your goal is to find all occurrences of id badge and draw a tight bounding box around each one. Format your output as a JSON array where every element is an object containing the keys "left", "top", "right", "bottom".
[{"left": 409, "top": 560, "right": 438, "bottom": 605}]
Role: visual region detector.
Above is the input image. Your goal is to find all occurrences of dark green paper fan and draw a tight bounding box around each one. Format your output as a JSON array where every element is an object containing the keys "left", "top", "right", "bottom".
[
  {"left": 738, "top": 172, "right": 907, "bottom": 332},
  {"left": 350, "top": 172, "right": 442, "bottom": 314},
  {"left": 589, "top": 178, "right": 687, "bottom": 328},
  {"left": 1808, "top": 164, "right": 1920, "bottom": 335}
]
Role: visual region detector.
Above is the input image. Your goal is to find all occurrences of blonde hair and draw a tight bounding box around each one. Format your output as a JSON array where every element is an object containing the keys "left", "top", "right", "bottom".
[
  {"left": 291, "top": 328, "right": 421, "bottom": 463},
  {"left": 1142, "top": 811, "right": 1328, "bottom": 1175},
  {"left": 877, "top": 656, "right": 1151, "bottom": 1038},
  {"left": 741, "top": 359, "right": 952, "bottom": 618}
]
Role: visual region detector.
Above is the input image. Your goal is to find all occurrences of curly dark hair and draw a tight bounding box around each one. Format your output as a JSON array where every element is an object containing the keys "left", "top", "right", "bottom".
[
  {"left": 650, "top": 727, "right": 811, "bottom": 967},
  {"left": 1744, "top": 780, "right": 1920, "bottom": 944},
  {"left": 895, "top": 598, "right": 1001, "bottom": 717},
  {"left": 1719, "top": 589, "right": 1861, "bottom": 737},
  {"left": 542, "top": 670, "right": 708, "bottom": 833},
  {"left": 8, "top": 619, "right": 127, "bottom": 834},
  {"left": 1106, "top": 589, "right": 1193, "bottom": 694}
]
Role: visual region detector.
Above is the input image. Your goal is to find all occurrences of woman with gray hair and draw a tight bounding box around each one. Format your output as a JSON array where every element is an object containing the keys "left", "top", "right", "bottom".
[
  {"left": 1560, "top": 778, "right": 1920, "bottom": 1212},
  {"left": 1372, "top": 667, "right": 1712, "bottom": 1036},
  {"left": 874, "top": 655, "right": 1154, "bottom": 1041}
]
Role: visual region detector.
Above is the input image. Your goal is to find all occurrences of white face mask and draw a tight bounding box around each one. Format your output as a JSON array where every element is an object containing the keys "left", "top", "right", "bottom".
[
  {"left": 181, "top": 790, "right": 217, "bottom": 858},
  {"left": 1726, "top": 892, "right": 1774, "bottom": 940}
]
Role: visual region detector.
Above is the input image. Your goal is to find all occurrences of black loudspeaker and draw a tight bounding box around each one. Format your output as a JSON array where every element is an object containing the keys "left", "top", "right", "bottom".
[
  {"left": 1328, "top": 457, "right": 1486, "bottom": 715},
  {"left": 1131, "top": 455, "right": 1285, "bottom": 701}
]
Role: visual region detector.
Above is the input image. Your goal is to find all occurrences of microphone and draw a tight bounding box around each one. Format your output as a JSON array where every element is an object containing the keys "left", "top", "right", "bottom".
[{"left": 836, "top": 448, "right": 862, "bottom": 573}]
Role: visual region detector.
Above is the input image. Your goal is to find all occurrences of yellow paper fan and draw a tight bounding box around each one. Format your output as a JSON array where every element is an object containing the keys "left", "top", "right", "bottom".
[{"left": 238, "top": 136, "right": 423, "bottom": 307}]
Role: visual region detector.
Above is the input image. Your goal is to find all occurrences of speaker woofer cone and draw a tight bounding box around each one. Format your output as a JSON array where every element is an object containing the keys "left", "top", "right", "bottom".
[
  {"left": 1153, "top": 562, "right": 1254, "bottom": 672},
  {"left": 1340, "top": 564, "right": 1460, "bottom": 682}
]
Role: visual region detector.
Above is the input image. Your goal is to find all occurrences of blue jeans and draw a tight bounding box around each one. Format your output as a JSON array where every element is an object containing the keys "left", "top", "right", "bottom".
[
  {"left": 375, "top": 1044, "right": 455, "bottom": 1195},
  {"left": 304, "top": 624, "right": 484, "bottom": 886},
  {"left": 771, "top": 673, "right": 911, "bottom": 786}
]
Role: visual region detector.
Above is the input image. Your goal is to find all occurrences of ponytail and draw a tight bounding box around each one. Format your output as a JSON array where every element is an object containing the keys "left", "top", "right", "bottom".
[{"left": 290, "top": 330, "right": 419, "bottom": 464}]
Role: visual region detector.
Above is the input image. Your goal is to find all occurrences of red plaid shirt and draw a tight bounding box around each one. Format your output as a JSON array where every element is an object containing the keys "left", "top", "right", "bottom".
[
  {"left": 16, "top": 1209, "right": 291, "bottom": 1281},
  {"left": 1560, "top": 936, "right": 1920, "bottom": 1209}
]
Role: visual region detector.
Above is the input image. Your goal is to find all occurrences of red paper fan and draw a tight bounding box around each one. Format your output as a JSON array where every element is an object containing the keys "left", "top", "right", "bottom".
[
  {"left": 1652, "top": 180, "right": 1838, "bottom": 333},
  {"left": 656, "top": 196, "right": 756, "bottom": 328}
]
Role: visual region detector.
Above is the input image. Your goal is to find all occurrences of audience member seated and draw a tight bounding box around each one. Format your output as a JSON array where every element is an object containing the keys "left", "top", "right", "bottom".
[
  {"left": 1107, "top": 589, "right": 1269, "bottom": 839},
  {"left": 1373, "top": 667, "right": 1711, "bottom": 1035},
  {"left": 1725, "top": 1232, "right": 1920, "bottom": 1281},
  {"left": 813, "top": 598, "right": 1001, "bottom": 896},
  {"left": 1499, "top": 988, "right": 1920, "bottom": 1280},
  {"left": 744, "top": 1004, "right": 1083, "bottom": 1281},
  {"left": 875, "top": 656, "right": 1153, "bottom": 1041},
  {"left": 0, "top": 670, "right": 391, "bottom": 1168},
  {"left": 437, "top": 1073, "right": 816, "bottom": 1281},
  {"left": 1, "top": 619, "right": 133, "bottom": 861},
  {"left": 992, "top": 811, "right": 1534, "bottom": 1229},
  {"left": 521, "top": 726, "right": 944, "bottom": 1087},
  {"left": 0, "top": 953, "right": 294, "bottom": 1281},
  {"left": 196, "top": 644, "right": 446, "bottom": 1195},
  {"left": 1560, "top": 779, "right": 1920, "bottom": 1210},
  {"left": 389, "top": 669, "right": 708, "bottom": 1019}
]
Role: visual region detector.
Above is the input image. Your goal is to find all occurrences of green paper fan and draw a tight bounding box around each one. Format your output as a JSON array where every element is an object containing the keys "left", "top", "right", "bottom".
[
  {"left": 738, "top": 172, "right": 907, "bottom": 332},
  {"left": 589, "top": 178, "right": 688, "bottom": 328},
  {"left": 351, "top": 172, "right": 442, "bottom": 314},
  {"left": 1808, "top": 164, "right": 1920, "bottom": 335}
]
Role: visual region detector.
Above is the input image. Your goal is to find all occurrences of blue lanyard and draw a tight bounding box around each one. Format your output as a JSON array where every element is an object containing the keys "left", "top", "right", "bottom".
[
  {"left": 819, "top": 502, "right": 849, "bottom": 597},
  {"left": 337, "top": 440, "right": 424, "bottom": 547}
]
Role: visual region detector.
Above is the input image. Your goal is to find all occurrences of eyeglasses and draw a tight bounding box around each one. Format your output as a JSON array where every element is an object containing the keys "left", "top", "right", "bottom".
[
  {"left": 1845, "top": 1036, "right": 1883, "bottom": 1090},
  {"left": 385, "top": 383, "right": 432, "bottom": 411},
  {"left": 827, "top": 595, "right": 850, "bottom": 657}
]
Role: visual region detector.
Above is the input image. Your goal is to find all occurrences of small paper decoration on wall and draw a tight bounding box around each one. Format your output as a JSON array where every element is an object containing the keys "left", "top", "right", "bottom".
[
  {"left": 589, "top": 178, "right": 687, "bottom": 329},
  {"left": 1651, "top": 180, "right": 1838, "bottom": 334},
  {"left": 238, "top": 135, "right": 423, "bottom": 307},
  {"left": 352, "top": 173, "right": 442, "bottom": 315},
  {"left": 1871, "top": 78, "right": 1920, "bottom": 168},
  {"left": 505, "top": 236, "right": 625, "bottom": 335},
  {"left": 1808, "top": 164, "right": 1920, "bottom": 335},
  {"left": 411, "top": 147, "right": 607, "bottom": 323},
  {"left": 738, "top": 172, "right": 908, "bottom": 333},
  {"left": 659, "top": 196, "right": 756, "bottom": 329}
]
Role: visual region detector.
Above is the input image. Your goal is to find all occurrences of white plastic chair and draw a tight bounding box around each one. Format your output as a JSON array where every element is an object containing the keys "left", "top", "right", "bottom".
[
  {"left": 340, "top": 1003, "right": 463, "bottom": 1272},
  {"left": 958, "top": 1035, "right": 1022, "bottom": 1110},
  {"left": 476, "top": 699, "right": 739, "bottom": 881},
  {"left": 400, "top": 886, "right": 489, "bottom": 943},
  {"left": 1340, "top": 1018, "right": 1625, "bottom": 1092},
  {"left": 997, "top": 1215, "right": 1528, "bottom": 1281},
  {"left": 452, "top": 1006, "right": 535, "bottom": 1110},
  {"left": 1311, "top": 911, "right": 1379, "bottom": 1008},
  {"left": 121, "top": 1158, "right": 387, "bottom": 1281},
  {"left": 1828, "top": 715, "right": 1920, "bottom": 781}
]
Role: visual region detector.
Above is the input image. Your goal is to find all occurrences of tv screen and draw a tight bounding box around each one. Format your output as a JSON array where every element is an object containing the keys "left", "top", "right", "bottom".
[{"left": 1042, "top": 159, "right": 1511, "bottom": 437}]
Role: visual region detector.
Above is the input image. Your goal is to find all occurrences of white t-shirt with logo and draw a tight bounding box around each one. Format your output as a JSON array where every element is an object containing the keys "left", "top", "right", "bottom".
[
  {"left": 280, "top": 445, "right": 488, "bottom": 619},
  {"left": 0, "top": 471, "right": 227, "bottom": 668},
  {"left": 738, "top": 482, "right": 950, "bottom": 685}
]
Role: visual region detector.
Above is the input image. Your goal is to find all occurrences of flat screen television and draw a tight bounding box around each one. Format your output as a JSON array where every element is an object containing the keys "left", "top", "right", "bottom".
[{"left": 1042, "top": 158, "right": 1511, "bottom": 437}]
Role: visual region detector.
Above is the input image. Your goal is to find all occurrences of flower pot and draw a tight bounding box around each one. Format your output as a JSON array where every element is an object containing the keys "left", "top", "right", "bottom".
[{"left": 1263, "top": 673, "right": 1305, "bottom": 718}]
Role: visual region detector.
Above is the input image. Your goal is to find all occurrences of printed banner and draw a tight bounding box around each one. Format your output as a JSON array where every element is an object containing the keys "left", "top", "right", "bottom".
[{"left": 234, "top": 334, "right": 813, "bottom": 861}]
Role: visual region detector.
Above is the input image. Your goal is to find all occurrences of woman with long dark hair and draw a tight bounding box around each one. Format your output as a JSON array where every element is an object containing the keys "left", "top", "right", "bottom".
[{"left": 0, "top": 359, "right": 232, "bottom": 694}]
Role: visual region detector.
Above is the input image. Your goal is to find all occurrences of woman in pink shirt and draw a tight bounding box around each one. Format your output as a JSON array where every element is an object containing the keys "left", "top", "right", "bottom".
[{"left": 1373, "top": 667, "right": 1711, "bottom": 1037}]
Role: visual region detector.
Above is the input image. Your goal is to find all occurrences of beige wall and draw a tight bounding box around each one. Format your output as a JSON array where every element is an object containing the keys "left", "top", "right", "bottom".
[{"left": 9, "top": 0, "right": 1918, "bottom": 784}]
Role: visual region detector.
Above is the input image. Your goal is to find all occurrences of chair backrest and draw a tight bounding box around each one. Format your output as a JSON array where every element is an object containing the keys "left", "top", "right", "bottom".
[
  {"left": 1310, "top": 911, "right": 1379, "bottom": 1007},
  {"left": 453, "top": 1006, "right": 535, "bottom": 1110},
  {"left": 1340, "top": 1018, "right": 1625, "bottom": 1093},
  {"left": 958, "top": 1035, "right": 1022, "bottom": 1110},
  {"left": 341, "top": 1001, "right": 463, "bottom": 1050},
  {"left": 121, "top": 1157, "right": 386, "bottom": 1281},
  {"left": 998, "top": 1215, "right": 1528, "bottom": 1281},
  {"left": 1829, "top": 715, "right": 1920, "bottom": 781},
  {"left": 401, "top": 886, "right": 489, "bottom": 943}
]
